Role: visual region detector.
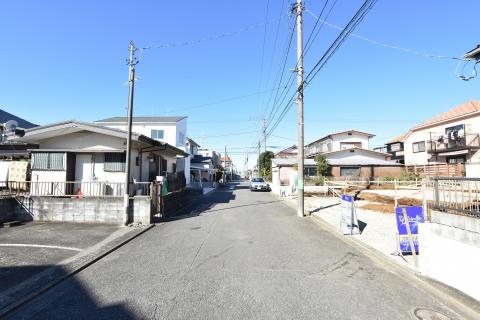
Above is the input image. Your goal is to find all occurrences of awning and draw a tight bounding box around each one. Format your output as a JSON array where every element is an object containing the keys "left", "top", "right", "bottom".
[{"left": 437, "top": 150, "right": 469, "bottom": 156}]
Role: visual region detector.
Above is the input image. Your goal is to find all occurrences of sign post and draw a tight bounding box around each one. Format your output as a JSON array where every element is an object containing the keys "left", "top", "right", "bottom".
[{"left": 341, "top": 195, "right": 360, "bottom": 235}]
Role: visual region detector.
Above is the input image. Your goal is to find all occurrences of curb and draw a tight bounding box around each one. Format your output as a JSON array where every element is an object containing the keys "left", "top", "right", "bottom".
[{"left": 0, "top": 224, "right": 155, "bottom": 319}]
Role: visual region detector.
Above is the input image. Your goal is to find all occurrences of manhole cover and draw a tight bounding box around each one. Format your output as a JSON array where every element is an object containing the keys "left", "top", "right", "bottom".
[{"left": 413, "top": 308, "right": 452, "bottom": 320}]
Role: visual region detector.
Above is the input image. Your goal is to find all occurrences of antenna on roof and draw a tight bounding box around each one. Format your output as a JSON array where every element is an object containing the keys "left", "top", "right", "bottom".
[{"left": 4, "top": 120, "right": 18, "bottom": 132}]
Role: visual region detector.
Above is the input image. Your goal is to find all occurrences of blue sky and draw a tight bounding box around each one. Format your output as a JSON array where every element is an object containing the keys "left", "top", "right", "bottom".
[{"left": 1, "top": 0, "right": 479, "bottom": 170}]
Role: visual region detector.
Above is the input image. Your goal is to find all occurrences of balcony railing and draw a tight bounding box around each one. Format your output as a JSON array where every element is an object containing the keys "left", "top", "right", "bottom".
[{"left": 427, "top": 133, "right": 480, "bottom": 153}]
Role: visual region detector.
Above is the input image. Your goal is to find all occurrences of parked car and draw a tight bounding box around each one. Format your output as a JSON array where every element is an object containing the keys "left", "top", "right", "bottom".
[{"left": 250, "top": 177, "right": 269, "bottom": 192}]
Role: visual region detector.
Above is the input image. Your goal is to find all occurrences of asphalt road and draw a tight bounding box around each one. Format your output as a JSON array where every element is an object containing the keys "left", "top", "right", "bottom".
[{"left": 6, "top": 182, "right": 471, "bottom": 319}]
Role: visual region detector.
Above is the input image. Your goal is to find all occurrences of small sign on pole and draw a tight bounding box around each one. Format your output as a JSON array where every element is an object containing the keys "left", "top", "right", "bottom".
[{"left": 341, "top": 194, "right": 360, "bottom": 235}]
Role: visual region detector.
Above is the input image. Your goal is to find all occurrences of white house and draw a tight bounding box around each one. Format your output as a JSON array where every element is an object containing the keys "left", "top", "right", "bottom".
[
  {"left": 16, "top": 120, "right": 186, "bottom": 196},
  {"left": 402, "top": 100, "right": 480, "bottom": 176},
  {"left": 305, "top": 130, "right": 374, "bottom": 158},
  {"left": 95, "top": 116, "right": 192, "bottom": 184}
]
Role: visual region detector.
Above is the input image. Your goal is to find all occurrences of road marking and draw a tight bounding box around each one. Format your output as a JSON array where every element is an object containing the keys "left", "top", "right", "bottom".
[{"left": 0, "top": 244, "right": 83, "bottom": 252}]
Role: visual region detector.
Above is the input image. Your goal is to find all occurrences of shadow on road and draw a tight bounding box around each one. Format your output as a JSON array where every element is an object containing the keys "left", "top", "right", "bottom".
[{"left": 1, "top": 266, "right": 136, "bottom": 319}]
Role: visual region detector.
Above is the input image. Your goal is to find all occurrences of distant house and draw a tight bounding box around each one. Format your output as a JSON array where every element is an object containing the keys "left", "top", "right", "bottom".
[
  {"left": 384, "top": 133, "right": 407, "bottom": 164},
  {"left": 401, "top": 100, "right": 480, "bottom": 176},
  {"left": 305, "top": 130, "right": 374, "bottom": 158},
  {"left": 275, "top": 145, "right": 297, "bottom": 159},
  {"left": 270, "top": 129, "right": 401, "bottom": 193},
  {"left": 95, "top": 116, "right": 191, "bottom": 184},
  {"left": 16, "top": 120, "right": 186, "bottom": 196}
]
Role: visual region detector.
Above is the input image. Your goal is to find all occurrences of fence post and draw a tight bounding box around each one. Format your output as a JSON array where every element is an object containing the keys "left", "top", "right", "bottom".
[
  {"left": 434, "top": 178, "right": 439, "bottom": 208},
  {"left": 394, "top": 179, "right": 398, "bottom": 208}
]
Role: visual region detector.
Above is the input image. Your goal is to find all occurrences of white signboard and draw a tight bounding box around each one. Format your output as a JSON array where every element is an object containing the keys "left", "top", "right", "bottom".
[{"left": 341, "top": 195, "right": 360, "bottom": 235}]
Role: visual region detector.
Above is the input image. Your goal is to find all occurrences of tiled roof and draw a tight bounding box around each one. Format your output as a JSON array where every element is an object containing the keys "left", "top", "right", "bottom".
[
  {"left": 412, "top": 100, "right": 480, "bottom": 130},
  {"left": 385, "top": 132, "right": 408, "bottom": 144},
  {"left": 220, "top": 156, "right": 231, "bottom": 162}
]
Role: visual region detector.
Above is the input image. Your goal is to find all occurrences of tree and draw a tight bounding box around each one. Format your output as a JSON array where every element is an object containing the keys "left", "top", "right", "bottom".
[
  {"left": 259, "top": 151, "right": 274, "bottom": 179},
  {"left": 314, "top": 154, "right": 329, "bottom": 177}
]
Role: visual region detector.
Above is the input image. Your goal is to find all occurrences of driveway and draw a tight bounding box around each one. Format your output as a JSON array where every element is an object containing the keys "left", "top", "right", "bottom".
[
  {"left": 6, "top": 182, "right": 478, "bottom": 319},
  {"left": 0, "top": 222, "right": 121, "bottom": 295}
]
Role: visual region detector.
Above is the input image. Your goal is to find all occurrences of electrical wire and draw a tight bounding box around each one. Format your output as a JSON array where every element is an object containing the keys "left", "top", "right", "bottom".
[
  {"left": 140, "top": 16, "right": 284, "bottom": 50},
  {"left": 304, "top": 8, "right": 465, "bottom": 61}
]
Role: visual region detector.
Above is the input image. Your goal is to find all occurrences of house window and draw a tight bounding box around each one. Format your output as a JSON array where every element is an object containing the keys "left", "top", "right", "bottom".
[
  {"left": 390, "top": 143, "right": 402, "bottom": 152},
  {"left": 32, "top": 153, "right": 65, "bottom": 171},
  {"left": 412, "top": 141, "right": 426, "bottom": 153},
  {"left": 304, "top": 167, "right": 317, "bottom": 177},
  {"left": 340, "top": 142, "right": 362, "bottom": 150},
  {"left": 104, "top": 153, "right": 126, "bottom": 172},
  {"left": 340, "top": 167, "right": 360, "bottom": 177},
  {"left": 447, "top": 156, "right": 466, "bottom": 164},
  {"left": 151, "top": 129, "right": 164, "bottom": 140}
]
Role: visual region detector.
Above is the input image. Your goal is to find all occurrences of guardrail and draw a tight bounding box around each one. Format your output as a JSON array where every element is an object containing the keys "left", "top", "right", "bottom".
[{"left": 431, "top": 177, "right": 480, "bottom": 218}]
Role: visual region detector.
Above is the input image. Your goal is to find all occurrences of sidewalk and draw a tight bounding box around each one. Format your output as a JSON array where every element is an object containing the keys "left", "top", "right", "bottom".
[{"left": 284, "top": 195, "right": 416, "bottom": 268}]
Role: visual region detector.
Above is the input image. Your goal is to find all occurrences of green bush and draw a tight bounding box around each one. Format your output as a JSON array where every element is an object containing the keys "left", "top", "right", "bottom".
[
  {"left": 382, "top": 176, "right": 395, "bottom": 181},
  {"left": 312, "top": 176, "right": 325, "bottom": 186}
]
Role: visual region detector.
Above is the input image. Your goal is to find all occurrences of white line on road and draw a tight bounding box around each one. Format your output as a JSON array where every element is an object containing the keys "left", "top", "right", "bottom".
[{"left": 0, "top": 244, "right": 83, "bottom": 252}]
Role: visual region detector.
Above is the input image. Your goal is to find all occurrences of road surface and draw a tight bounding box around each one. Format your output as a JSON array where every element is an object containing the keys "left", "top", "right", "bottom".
[{"left": 7, "top": 182, "right": 472, "bottom": 319}]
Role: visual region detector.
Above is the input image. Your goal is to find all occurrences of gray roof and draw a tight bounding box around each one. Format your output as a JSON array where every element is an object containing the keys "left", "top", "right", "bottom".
[
  {"left": 95, "top": 116, "right": 187, "bottom": 123},
  {"left": 272, "top": 158, "right": 316, "bottom": 166}
]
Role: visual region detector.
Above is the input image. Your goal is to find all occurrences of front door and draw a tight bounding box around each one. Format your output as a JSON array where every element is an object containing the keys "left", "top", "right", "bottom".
[
  {"left": 75, "top": 154, "right": 94, "bottom": 195},
  {"left": 148, "top": 155, "right": 158, "bottom": 182}
]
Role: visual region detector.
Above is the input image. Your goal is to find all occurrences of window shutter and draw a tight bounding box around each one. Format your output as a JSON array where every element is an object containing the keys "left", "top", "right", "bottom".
[
  {"left": 49, "top": 153, "right": 65, "bottom": 170},
  {"left": 32, "top": 153, "right": 49, "bottom": 170}
]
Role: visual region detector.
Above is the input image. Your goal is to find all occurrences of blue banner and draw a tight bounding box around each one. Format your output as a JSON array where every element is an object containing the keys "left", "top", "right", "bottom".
[{"left": 395, "top": 206, "right": 424, "bottom": 253}]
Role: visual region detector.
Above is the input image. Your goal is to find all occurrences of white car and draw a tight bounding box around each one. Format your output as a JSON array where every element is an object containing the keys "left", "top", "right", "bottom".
[{"left": 250, "top": 177, "right": 269, "bottom": 192}]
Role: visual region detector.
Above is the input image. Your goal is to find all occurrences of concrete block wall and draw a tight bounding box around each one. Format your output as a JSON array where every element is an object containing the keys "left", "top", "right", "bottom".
[
  {"left": 129, "top": 197, "right": 151, "bottom": 225},
  {"left": 419, "top": 210, "right": 480, "bottom": 301},
  {"left": 11, "top": 197, "right": 153, "bottom": 225}
]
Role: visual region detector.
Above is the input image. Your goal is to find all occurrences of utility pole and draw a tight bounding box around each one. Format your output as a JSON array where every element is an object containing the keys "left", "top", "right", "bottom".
[
  {"left": 224, "top": 145, "right": 227, "bottom": 183},
  {"left": 295, "top": 0, "right": 305, "bottom": 217},
  {"left": 258, "top": 141, "right": 261, "bottom": 177},
  {"left": 124, "top": 41, "right": 137, "bottom": 225},
  {"left": 262, "top": 118, "right": 267, "bottom": 153}
]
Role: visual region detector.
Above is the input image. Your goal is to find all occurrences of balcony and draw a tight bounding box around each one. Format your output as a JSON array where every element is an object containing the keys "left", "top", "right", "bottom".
[{"left": 427, "top": 133, "right": 480, "bottom": 154}]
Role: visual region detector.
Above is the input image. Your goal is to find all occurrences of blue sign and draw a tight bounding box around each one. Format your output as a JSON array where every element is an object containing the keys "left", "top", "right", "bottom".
[
  {"left": 341, "top": 194, "right": 359, "bottom": 235},
  {"left": 395, "top": 206, "right": 424, "bottom": 253}
]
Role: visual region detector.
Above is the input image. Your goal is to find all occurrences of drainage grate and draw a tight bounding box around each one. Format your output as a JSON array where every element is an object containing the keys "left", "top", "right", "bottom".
[{"left": 413, "top": 308, "right": 452, "bottom": 320}]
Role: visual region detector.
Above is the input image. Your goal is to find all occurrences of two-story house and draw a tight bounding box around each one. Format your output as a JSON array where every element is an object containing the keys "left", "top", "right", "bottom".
[
  {"left": 384, "top": 133, "right": 407, "bottom": 164},
  {"left": 305, "top": 130, "right": 374, "bottom": 157},
  {"left": 95, "top": 116, "right": 190, "bottom": 183},
  {"left": 401, "top": 100, "right": 480, "bottom": 176}
]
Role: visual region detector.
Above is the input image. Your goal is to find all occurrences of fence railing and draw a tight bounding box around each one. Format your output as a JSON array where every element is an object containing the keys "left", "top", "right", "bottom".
[
  {"left": 430, "top": 177, "right": 480, "bottom": 218},
  {"left": 405, "top": 163, "right": 465, "bottom": 177},
  {"left": 0, "top": 181, "right": 154, "bottom": 198}
]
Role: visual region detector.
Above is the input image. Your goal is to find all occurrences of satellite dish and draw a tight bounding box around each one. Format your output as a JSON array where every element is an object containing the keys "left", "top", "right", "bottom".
[{"left": 4, "top": 120, "right": 18, "bottom": 132}]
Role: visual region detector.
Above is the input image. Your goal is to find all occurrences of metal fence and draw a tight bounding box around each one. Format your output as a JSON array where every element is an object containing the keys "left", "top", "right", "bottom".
[
  {"left": 431, "top": 177, "right": 480, "bottom": 218},
  {"left": 0, "top": 181, "right": 153, "bottom": 198}
]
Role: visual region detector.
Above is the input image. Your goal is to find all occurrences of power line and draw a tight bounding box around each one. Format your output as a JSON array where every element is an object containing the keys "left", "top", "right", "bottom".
[
  {"left": 265, "top": 0, "right": 379, "bottom": 139},
  {"left": 140, "top": 16, "right": 284, "bottom": 50},
  {"left": 304, "top": 8, "right": 465, "bottom": 61},
  {"left": 167, "top": 87, "right": 280, "bottom": 112}
]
